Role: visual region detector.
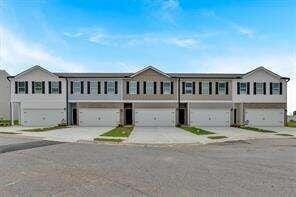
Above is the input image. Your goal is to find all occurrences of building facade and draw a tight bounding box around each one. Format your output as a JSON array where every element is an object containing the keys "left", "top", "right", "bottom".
[{"left": 9, "top": 66, "right": 289, "bottom": 127}]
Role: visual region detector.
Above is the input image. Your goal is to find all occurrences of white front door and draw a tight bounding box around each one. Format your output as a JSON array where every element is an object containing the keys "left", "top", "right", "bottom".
[
  {"left": 190, "top": 108, "right": 230, "bottom": 127},
  {"left": 245, "top": 108, "right": 284, "bottom": 126},
  {"left": 79, "top": 108, "right": 120, "bottom": 126},
  {"left": 135, "top": 108, "right": 175, "bottom": 127},
  {"left": 22, "top": 109, "right": 65, "bottom": 127}
]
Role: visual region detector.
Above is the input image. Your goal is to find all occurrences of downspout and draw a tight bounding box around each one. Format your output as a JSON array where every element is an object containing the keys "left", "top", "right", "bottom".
[
  {"left": 7, "top": 77, "right": 13, "bottom": 125},
  {"left": 66, "top": 78, "right": 69, "bottom": 125},
  {"left": 178, "top": 77, "right": 180, "bottom": 125}
]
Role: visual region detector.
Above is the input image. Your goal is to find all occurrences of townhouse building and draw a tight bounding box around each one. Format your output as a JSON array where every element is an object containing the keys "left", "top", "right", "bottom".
[{"left": 8, "top": 65, "right": 289, "bottom": 127}]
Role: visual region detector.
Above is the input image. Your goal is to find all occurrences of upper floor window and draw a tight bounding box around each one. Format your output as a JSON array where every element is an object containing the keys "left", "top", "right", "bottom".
[
  {"left": 18, "top": 81, "right": 26, "bottom": 94},
  {"left": 240, "top": 83, "right": 247, "bottom": 94},
  {"left": 271, "top": 83, "right": 280, "bottom": 95},
  {"left": 33, "top": 81, "right": 43, "bottom": 94},
  {"left": 202, "top": 82, "right": 209, "bottom": 95},
  {"left": 185, "top": 82, "right": 193, "bottom": 94},
  {"left": 146, "top": 81, "right": 154, "bottom": 94},
  {"left": 218, "top": 82, "right": 226, "bottom": 95},
  {"left": 129, "top": 81, "right": 137, "bottom": 94},
  {"left": 256, "top": 83, "right": 264, "bottom": 94},
  {"left": 50, "top": 81, "right": 61, "bottom": 94},
  {"left": 163, "top": 82, "right": 171, "bottom": 94},
  {"left": 106, "top": 81, "right": 118, "bottom": 94},
  {"left": 73, "top": 81, "right": 81, "bottom": 93}
]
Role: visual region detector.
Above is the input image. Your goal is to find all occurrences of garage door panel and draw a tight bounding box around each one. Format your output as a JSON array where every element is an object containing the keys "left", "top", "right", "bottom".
[
  {"left": 135, "top": 109, "right": 175, "bottom": 127},
  {"left": 79, "top": 108, "right": 120, "bottom": 126},
  {"left": 22, "top": 109, "right": 65, "bottom": 127},
  {"left": 190, "top": 109, "right": 230, "bottom": 127},
  {"left": 245, "top": 109, "right": 284, "bottom": 127}
]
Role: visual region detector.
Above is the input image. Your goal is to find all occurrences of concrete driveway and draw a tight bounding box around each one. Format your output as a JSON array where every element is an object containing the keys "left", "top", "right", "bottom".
[
  {"left": 127, "top": 127, "right": 204, "bottom": 144},
  {"left": 19, "top": 127, "right": 112, "bottom": 142},
  {"left": 258, "top": 127, "right": 296, "bottom": 136},
  {"left": 200, "top": 127, "right": 286, "bottom": 141}
]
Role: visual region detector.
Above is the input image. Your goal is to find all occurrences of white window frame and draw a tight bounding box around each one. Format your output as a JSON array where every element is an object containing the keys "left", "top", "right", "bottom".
[
  {"left": 185, "top": 82, "right": 193, "bottom": 94},
  {"left": 272, "top": 83, "right": 280, "bottom": 95},
  {"left": 88, "top": 81, "right": 97, "bottom": 94},
  {"left": 146, "top": 81, "right": 154, "bottom": 94},
  {"left": 218, "top": 82, "right": 226, "bottom": 95},
  {"left": 51, "top": 81, "right": 60, "bottom": 94},
  {"left": 73, "top": 81, "right": 81, "bottom": 94},
  {"left": 129, "top": 81, "right": 137, "bottom": 95},
  {"left": 34, "top": 81, "right": 43, "bottom": 94},
  {"left": 163, "top": 81, "right": 171, "bottom": 95},
  {"left": 202, "top": 82, "right": 209, "bottom": 95},
  {"left": 18, "top": 81, "right": 26, "bottom": 94},
  {"left": 240, "top": 82, "right": 247, "bottom": 94},
  {"left": 107, "top": 81, "right": 115, "bottom": 94},
  {"left": 256, "top": 83, "right": 264, "bottom": 95}
]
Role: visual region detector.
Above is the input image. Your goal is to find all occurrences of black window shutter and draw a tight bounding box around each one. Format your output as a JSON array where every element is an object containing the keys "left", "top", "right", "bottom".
[
  {"left": 215, "top": 82, "right": 218, "bottom": 94},
  {"left": 247, "top": 82, "right": 250, "bottom": 95},
  {"left": 104, "top": 81, "right": 107, "bottom": 94},
  {"left": 237, "top": 82, "right": 240, "bottom": 95},
  {"left": 192, "top": 82, "right": 195, "bottom": 94},
  {"left": 98, "top": 81, "right": 101, "bottom": 94},
  {"left": 115, "top": 81, "right": 118, "bottom": 94},
  {"left": 25, "top": 81, "right": 28, "bottom": 94},
  {"left": 48, "top": 81, "right": 52, "bottom": 94},
  {"left": 182, "top": 82, "right": 185, "bottom": 94},
  {"left": 42, "top": 81, "right": 45, "bottom": 94},
  {"left": 126, "top": 81, "right": 129, "bottom": 94},
  {"left": 280, "top": 82, "right": 282, "bottom": 95},
  {"left": 226, "top": 82, "right": 229, "bottom": 95},
  {"left": 137, "top": 82, "right": 140, "bottom": 94},
  {"left": 154, "top": 82, "right": 157, "bottom": 94},
  {"left": 263, "top": 82, "right": 267, "bottom": 95},
  {"left": 15, "top": 82, "right": 18, "bottom": 94},
  {"left": 32, "top": 82, "right": 35, "bottom": 94},
  {"left": 59, "top": 81, "right": 62, "bottom": 94},
  {"left": 87, "top": 81, "right": 90, "bottom": 94},
  {"left": 143, "top": 81, "right": 146, "bottom": 94},
  {"left": 269, "top": 82, "right": 272, "bottom": 95},
  {"left": 171, "top": 82, "right": 174, "bottom": 94},
  {"left": 160, "top": 82, "right": 163, "bottom": 94},
  {"left": 81, "top": 81, "right": 84, "bottom": 94},
  {"left": 209, "top": 82, "right": 212, "bottom": 95},
  {"left": 70, "top": 81, "right": 73, "bottom": 94},
  {"left": 199, "top": 82, "right": 202, "bottom": 94},
  {"left": 253, "top": 82, "right": 256, "bottom": 95}
]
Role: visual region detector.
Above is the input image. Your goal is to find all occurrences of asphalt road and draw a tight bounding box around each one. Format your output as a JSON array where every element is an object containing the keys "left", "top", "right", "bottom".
[{"left": 0, "top": 135, "right": 295, "bottom": 197}]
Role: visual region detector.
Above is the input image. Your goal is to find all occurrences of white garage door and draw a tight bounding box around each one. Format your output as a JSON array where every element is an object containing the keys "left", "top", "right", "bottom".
[
  {"left": 22, "top": 109, "right": 65, "bottom": 127},
  {"left": 135, "top": 108, "right": 175, "bottom": 127},
  {"left": 245, "top": 108, "right": 284, "bottom": 127},
  {"left": 190, "top": 108, "right": 230, "bottom": 127},
  {"left": 79, "top": 108, "right": 120, "bottom": 126}
]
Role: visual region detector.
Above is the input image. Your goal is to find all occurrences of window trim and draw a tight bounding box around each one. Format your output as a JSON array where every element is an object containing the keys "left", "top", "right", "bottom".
[
  {"left": 272, "top": 82, "right": 280, "bottom": 95},
  {"left": 202, "top": 82, "right": 210, "bottom": 95},
  {"left": 240, "top": 82, "right": 247, "bottom": 94},
  {"left": 145, "top": 81, "right": 154, "bottom": 95},
  {"left": 162, "top": 81, "right": 171, "bottom": 95},
  {"left": 218, "top": 82, "right": 226, "bottom": 95},
  {"left": 73, "top": 81, "right": 81, "bottom": 94},
  {"left": 256, "top": 82, "right": 264, "bottom": 95},
  {"left": 18, "top": 81, "right": 26, "bottom": 94},
  {"left": 51, "top": 81, "right": 60, "bottom": 94},
  {"left": 107, "top": 80, "right": 116, "bottom": 94},
  {"left": 129, "top": 81, "right": 137, "bottom": 95}
]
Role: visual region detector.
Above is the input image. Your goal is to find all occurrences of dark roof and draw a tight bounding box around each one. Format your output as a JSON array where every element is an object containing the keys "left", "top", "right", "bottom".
[{"left": 169, "top": 73, "right": 243, "bottom": 78}]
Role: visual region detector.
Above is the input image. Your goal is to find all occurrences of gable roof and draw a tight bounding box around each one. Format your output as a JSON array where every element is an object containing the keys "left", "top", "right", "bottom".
[
  {"left": 11, "top": 65, "right": 58, "bottom": 79},
  {"left": 242, "top": 66, "right": 283, "bottom": 79},
  {"left": 129, "top": 66, "right": 171, "bottom": 78}
]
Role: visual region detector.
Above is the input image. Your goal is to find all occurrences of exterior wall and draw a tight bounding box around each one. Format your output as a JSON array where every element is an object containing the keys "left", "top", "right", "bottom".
[
  {"left": 68, "top": 78, "right": 123, "bottom": 101},
  {"left": 181, "top": 79, "right": 232, "bottom": 101},
  {"left": 0, "top": 70, "right": 10, "bottom": 119},
  {"left": 232, "top": 69, "right": 287, "bottom": 103},
  {"left": 123, "top": 69, "right": 178, "bottom": 101}
]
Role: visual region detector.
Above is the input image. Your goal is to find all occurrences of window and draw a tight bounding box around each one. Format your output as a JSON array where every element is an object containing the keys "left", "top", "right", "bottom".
[
  {"left": 73, "top": 81, "right": 81, "bottom": 93},
  {"left": 51, "top": 81, "right": 60, "bottom": 94},
  {"left": 163, "top": 82, "right": 171, "bottom": 94},
  {"left": 272, "top": 83, "right": 280, "bottom": 94},
  {"left": 202, "top": 82, "right": 209, "bottom": 95},
  {"left": 146, "top": 81, "right": 154, "bottom": 94},
  {"left": 218, "top": 82, "right": 226, "bottom": 95},
  {"left": 256, "top": 83, "right": 264, "bottom": 94},
  {"left": 240, "top": 83, "right": 247, "bottom": 94},
  {"left": 185, "top": 82, "right": 193, "bottom": 94},
  {"left": 34, "top": 82, "right": 43, "bottom": 94},
  {"left": 107, "top": 81, "right": 115, "bottom": 94},
  {"left": 129, "top": 81, "right": 137, "bottom": 94},
  {"left": 18, "top": 82, "right": 26, "bottom": 94}
]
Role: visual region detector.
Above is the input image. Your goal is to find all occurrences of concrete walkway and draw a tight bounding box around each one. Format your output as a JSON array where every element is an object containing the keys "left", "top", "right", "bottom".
[
  {"left": 258, "top": 127, "right": 296, "bottom": 136},
  {"left": 127, "top": 127, "right": 205, "bottom": 144}
]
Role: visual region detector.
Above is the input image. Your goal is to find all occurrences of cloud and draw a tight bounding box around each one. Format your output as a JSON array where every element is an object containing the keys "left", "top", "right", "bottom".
[
  {"left": 0, "top": 25, "right": 87, "bottom": 74},
  {"left": 166, "top": 38, "right": 200, "bottom": 48}
]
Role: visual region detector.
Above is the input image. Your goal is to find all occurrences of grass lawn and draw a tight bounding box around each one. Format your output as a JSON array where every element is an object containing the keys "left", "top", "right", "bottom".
[
  {"left": 275, "top": 133, "right": 294, "bottom": 137},
  {"left": 239, "top": 126, "right": 276, "bottom": 133},
  {"left": 94, "top": 138, "right": 123, "bottom": 143},
  {"left": 287, "top": 121, "right": 296, "bottom": 128},
  {"left": 0, "top": 120, "right": 19, "bottom": 127},
  {"left": 178, "top": 126, "right": 215, "bottom": 135},
  {"left": 22, "top": 125, "right": 68, "bottom": 132},
  {"left": 208, "top": 135, "right": 227, "bottom": 139},
  {"left": 100, "top": 126, "right": 134, "bottom": 137},
  {"left": 0, "top": 132, "right": 19, "bottom": 134}
]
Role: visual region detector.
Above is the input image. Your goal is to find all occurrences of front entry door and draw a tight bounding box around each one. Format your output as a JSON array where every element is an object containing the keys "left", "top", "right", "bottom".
[
  {"left": 125, "top": 108, "right": 133, "bottom": 125},
  {"left": 72, "top": 108, "right": 77, "bottom": 125}
]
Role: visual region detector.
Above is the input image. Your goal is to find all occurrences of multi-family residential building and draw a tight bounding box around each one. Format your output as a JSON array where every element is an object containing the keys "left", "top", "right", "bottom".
[
  {"left": 0, "top": 70, "right": 11, "bottom": 120},
  {"left": 8, "top": 65, "right": 289, "bottom": 127}
]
